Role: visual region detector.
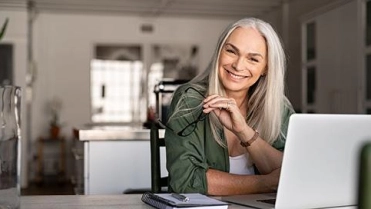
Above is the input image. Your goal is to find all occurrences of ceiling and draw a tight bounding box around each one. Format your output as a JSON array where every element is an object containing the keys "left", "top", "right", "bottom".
[{"left": 1, "top": 0, "right": 286, "bottom": 19}]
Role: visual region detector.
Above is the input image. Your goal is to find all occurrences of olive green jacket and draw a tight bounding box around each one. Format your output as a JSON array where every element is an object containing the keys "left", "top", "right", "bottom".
[{"left": 164, "top": 84, "right": 294, "bottom": 194}]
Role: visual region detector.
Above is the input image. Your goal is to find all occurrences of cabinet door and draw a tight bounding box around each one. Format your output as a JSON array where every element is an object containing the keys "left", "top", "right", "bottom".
[{"left": 84, "top": 140, "right": 167, "bottom": 195}]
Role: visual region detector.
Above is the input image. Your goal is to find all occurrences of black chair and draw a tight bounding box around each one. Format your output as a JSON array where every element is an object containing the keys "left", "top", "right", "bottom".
[{"left": 150, "top": 122, "right": 168, "bottom": 193}]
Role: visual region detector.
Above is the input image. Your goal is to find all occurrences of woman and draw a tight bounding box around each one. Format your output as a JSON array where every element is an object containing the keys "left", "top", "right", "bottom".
[{"left": 164, "top": 17, "right": 295, "bottom": 196}]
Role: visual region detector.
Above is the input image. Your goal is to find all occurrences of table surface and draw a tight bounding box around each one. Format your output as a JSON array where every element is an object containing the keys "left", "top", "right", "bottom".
[
  {"left": 20, "top": 194, "right": 357, "bottom": 209},
  {"left": 20, "top": 194, "right": 250, "bottom": 209}
]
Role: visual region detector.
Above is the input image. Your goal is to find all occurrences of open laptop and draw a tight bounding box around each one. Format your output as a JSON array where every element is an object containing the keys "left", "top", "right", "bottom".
[{"left": 223, "top": 114, "right": 371, "bottom": 209}]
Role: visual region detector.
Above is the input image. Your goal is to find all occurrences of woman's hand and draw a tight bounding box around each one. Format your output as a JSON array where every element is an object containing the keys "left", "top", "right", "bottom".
[{"left": 202, "top": 95, "right": 247, "bottom": 134}]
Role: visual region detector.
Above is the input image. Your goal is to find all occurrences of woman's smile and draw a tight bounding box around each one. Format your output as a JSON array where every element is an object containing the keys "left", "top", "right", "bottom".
[{"left": 225, "top": 68, "right": 248, "bottom": 80}]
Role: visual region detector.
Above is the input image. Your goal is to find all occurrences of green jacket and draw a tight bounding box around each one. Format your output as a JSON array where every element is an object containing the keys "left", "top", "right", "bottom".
[{"left": 164, "top": 84, "right": 294, "bottom": 194}]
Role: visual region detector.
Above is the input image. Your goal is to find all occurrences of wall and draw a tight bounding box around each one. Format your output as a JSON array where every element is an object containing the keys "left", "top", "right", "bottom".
[
  {"left": 284, "top": 0, "right": 353, "bottom": 111},
  {"left": 315, "top": 1, "right": 358, "bottom": 113}
]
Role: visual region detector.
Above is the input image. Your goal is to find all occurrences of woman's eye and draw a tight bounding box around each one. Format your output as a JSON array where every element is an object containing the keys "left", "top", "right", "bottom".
[
  {"left": 225, "top": 48, "right": 236, "bottom": 54},
  {"left": 249, "top": 57, "right": 259, "bottom": 62}
]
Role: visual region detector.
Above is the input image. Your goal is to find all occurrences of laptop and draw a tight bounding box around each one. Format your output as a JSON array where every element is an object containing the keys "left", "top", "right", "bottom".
[{"left": 223, "top": 114, "right": 371, "bottom": 209}]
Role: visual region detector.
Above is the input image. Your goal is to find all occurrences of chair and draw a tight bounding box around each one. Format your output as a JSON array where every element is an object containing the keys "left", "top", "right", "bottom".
[{"left": 150, "top": 122, "right": 168, "bottom": 193}]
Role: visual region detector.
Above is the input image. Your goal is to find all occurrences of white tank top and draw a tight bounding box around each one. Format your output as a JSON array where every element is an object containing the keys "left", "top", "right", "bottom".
[{"left": 229, "top": 153, "right": 255, "bottom": 175}]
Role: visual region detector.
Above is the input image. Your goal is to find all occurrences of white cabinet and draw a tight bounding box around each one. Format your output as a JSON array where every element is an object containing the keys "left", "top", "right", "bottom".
[{"left": 84, "top": 140, "right": 167, "bottom": 194}]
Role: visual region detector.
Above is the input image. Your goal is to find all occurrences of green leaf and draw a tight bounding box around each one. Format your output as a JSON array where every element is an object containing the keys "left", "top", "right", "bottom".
[{"left": 0, "top": 18, "right": 9, "bottom": 40}]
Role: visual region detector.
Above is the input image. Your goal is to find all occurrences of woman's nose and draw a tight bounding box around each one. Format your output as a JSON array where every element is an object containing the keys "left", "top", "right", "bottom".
[{"left": 232, "top": 57, "right": 245, "bottom": 71}]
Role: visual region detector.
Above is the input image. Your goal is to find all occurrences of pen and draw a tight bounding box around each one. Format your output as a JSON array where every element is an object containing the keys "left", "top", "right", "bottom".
[{"left": 171, "top": 193, "right": 190, "bottom": 202}]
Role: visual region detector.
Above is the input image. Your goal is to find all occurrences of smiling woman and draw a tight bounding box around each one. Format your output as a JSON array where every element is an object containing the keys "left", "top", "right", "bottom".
[{"left": 164, "top": 17, "right": 295, "bottom": 196}]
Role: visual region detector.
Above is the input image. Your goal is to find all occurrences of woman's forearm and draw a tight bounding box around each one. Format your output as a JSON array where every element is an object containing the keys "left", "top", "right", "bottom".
[
  {"left": 237, "top": 127, "right": 283, "bottom": 174},
  {"left": 247, "top": 137, "right": 283, "bottom": 174},
  {"left": 206, "top": 168, "right": 279, "bottom": 196}
]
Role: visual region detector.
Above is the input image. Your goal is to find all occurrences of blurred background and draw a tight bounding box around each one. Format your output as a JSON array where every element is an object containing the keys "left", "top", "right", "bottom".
[{"left": 0, "top": 0, "right": 368, "bottom": 195}]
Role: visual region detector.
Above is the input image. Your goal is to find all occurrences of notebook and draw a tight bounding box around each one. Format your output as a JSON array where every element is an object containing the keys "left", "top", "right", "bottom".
[
  {"left": 223, "top": 114, "right": 371, "bottom": 209},
  {"left": 141, "top": 192, "right": 228, "bottom": 209}
]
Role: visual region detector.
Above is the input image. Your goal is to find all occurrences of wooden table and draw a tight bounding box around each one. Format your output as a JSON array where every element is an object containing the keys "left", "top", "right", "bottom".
[
  {"left": 35, "top": 136, "right": 66, "bottom": 184},
  {"left": 20, "top": 194, "right": 357, "bottom": 209},
  {"left": 21, "top": 194, "right": 251, "bottom": 209}
]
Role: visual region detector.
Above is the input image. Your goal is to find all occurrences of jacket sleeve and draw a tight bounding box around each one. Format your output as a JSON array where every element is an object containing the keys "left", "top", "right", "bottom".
[
  {"left": 164, "top": 86, "right": 209, "bottom": 194},
  {"left": 272, "top": 100, "right": 296, "bottom": 151}
]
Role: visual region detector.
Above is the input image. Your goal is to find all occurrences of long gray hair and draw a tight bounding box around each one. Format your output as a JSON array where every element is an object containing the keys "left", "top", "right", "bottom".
[{"left": 172, "top": 17, "right": 289, "bottom": 146}]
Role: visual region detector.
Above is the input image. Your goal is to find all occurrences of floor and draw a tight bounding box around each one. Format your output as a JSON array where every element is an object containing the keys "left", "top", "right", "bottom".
[{"left": 21, "top": 180, "right": 75, "bottom": 196}]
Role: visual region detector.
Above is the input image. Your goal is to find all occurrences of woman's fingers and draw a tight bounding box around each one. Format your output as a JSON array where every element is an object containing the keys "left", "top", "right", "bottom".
[
  {"left": 203, "top": 95, "right": 235, "bottom": 113},
  {"left": 203, "top": 94, "right": 219, "bottom": 103}
]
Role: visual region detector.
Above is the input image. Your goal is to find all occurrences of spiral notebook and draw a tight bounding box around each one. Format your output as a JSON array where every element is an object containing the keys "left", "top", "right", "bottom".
[{"left": 141, "top": 192, "right": 229, "bottom": 209}]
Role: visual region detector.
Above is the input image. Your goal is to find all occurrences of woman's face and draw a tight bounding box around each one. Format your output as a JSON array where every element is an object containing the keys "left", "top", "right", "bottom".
[{"left": 218, "top": 27, "right": 267, "bottom": 94}]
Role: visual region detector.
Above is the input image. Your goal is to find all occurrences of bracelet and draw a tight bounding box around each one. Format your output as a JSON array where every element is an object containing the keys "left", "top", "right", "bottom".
[{"left": 240, "top": 130, "right": 259, "bottom": 147}]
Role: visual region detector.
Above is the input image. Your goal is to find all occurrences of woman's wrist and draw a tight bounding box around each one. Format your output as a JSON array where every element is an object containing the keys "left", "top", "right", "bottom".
[
  {"left": 240, "top": 130, "right": 259, "bottom": 147},
  {"left": 236, "top": 126, "right": 259, "bottom": 147}
]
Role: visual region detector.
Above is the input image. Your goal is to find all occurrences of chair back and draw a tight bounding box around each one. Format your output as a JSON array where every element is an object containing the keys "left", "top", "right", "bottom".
[{"left": 150, "top": 122, "right": 168, "bottom": 193}]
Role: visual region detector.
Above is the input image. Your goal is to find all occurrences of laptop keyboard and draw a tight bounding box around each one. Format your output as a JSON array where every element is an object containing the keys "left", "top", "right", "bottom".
[{"left": 257, "top": 199, "right": 276, "bottom": 205}]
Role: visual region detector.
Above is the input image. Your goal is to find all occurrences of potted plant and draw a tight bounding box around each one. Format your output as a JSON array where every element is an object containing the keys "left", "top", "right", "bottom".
[{"left": 47, "top": 97, "right": 63, "bottom": 138}]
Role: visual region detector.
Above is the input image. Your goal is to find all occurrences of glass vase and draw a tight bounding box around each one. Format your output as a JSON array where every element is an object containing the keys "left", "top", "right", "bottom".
[{"left": 0, "top": 86, "right": 21, "bottom": 209}]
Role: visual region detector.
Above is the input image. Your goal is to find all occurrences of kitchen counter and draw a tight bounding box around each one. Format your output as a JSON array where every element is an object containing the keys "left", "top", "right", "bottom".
[
  {"left": 74, "top": 125, "right": 165, "bottom": 141},
  {"left": 72, "top": 124, "right": 166, "bottom": 194}
]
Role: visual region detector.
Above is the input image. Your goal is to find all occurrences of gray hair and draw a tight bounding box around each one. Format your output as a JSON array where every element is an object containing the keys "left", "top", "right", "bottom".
[{"left": 170, "top": 17, "right": 290, "bottom": 146}]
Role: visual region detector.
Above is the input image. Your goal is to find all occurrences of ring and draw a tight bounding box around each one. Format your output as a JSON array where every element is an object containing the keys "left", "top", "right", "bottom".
[{"left": 226, "top": 101, "right": 231, "bottom": 110}]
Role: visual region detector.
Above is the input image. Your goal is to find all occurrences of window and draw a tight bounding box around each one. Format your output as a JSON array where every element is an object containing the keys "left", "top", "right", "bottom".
[
  {"left": 302, "top": 21, "right": 317, "bottom": 113},
  {"left": 366, "top": 0, "right": 371, "bottom": 46},
  {"left": 306, "top": 22, "right": 316, "bottom": 61},
  {"left": 306, "top": 66, "right": 316, "bottom": 105},
  {"left": 90, "top": 44, "right": 199, "bottom": 124},
  {"left": 90, "top": 45, "right": 145, "bottom": 124}
]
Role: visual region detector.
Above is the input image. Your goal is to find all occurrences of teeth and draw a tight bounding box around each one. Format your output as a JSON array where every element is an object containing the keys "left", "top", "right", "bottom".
[{"left": 228, "top": 71, "right": 245, "bottom": 79}]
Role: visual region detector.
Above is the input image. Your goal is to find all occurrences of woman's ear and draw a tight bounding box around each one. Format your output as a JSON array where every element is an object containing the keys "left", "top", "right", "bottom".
[{"left": 261, "top": 68, "right": 267, "bottom": 77}]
